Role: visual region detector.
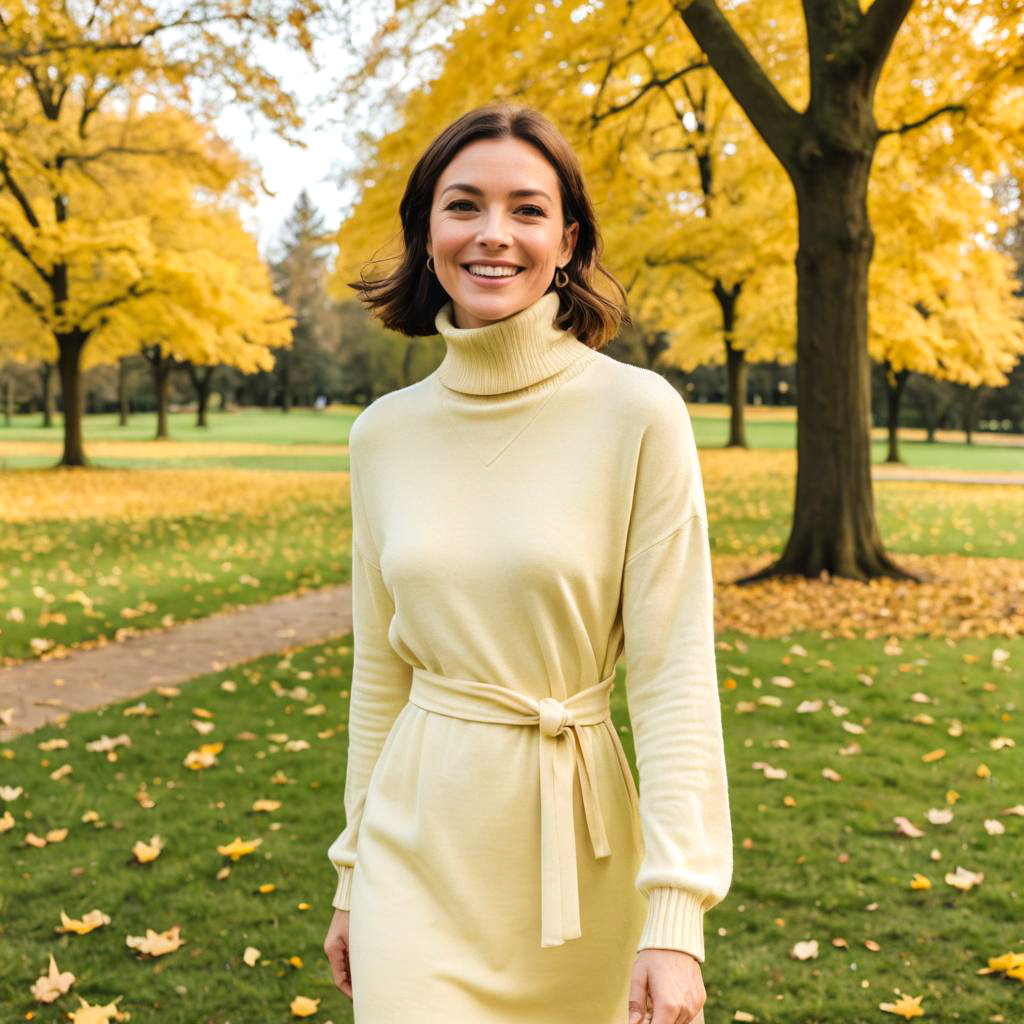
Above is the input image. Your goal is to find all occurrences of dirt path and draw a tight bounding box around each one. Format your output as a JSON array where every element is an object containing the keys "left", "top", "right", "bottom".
[{"left": 0, "top": 585, "right": 352, "bottom": 742}]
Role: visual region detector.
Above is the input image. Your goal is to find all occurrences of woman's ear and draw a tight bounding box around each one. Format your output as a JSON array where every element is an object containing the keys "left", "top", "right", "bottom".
[{"left": 561, "top": 221, "right": 579, "bottom": 264}]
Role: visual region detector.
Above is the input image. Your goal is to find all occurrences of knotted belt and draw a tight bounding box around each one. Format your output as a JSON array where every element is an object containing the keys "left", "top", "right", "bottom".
[{"left": 408, "top": 666, "right": 642, "bottom": 948}]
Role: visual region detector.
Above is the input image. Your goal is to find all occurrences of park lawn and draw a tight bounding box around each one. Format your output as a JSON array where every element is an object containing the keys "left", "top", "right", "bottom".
[
  {"left": 0, "top": 407, "right": 363, "bottom": 446},
  {"left": 1, "top": 405, "right": 1022, "bottom": 472},
  {"left": 0, "top": 453, "right": 347, "bottom": 472},
  {"left": 0, "top": 469, "right": 351, "bottom": 665},
  {"left": 0, "top": 628, "right": 1020, "bottom": 1022},
  {"left": 2, "top": 452, "right": 1022, "bottom": 663}
]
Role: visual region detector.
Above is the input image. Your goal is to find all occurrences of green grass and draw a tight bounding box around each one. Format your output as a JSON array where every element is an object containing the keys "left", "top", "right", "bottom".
[
  {"left": 2, "top": 407, "right": 1022, "bottom": 473},
  {"left": 0, "top": 454, "right": 349, "bottom": 472},
  {"left": 688, "top": 415, "right": 1024, "bottom": 474},
  {"left": 1, "top": 631, "right": 1020, "bottom": 1022},
  {"left": 0, "top": 498, "right": 351, "bottom": 662},
  {"left": 708, "top": 476, "right": 1024, "bottom": 560},
  {"left": 0, "top": 408, "right": 362, "bottom": 446}
]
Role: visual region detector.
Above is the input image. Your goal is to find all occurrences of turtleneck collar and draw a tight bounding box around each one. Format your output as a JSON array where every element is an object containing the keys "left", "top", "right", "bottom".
[{"left": 434, "top": 289, "right": 589, "bottom": 395}]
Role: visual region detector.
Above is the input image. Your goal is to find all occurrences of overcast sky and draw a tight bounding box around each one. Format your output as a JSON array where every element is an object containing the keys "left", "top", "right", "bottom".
[{"left": 214, "top": 34, "right": 364, "bottom": 260}]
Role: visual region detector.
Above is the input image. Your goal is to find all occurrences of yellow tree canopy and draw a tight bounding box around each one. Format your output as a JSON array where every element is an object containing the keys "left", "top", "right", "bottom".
[
  {"left": 0, "top": 0, "right": 322, "bottom": 142},
  {"left": 0, "top": 99, "right": 293, "bottom": 372},
  {"left": 328, "top": 0, "right": 1024, "bottom": 382},
  {"left": 330, "top": 0, "right": 800, "bottom": 371}
]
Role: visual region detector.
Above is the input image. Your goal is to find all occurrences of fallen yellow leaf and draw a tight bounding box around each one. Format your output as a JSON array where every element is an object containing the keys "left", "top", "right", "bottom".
[
  {"left": 125, "top": 924, "right": 185, "bottom": 957},
  {"left": 217, "top": 836, "right": 263, "bottom": 860},
  {"left": 879, "top": 993, "right": 925, "bottom": 1018},
  {"left": 68, "top": 994, "right": 130, "bottom": 1022},
  {"left": 56, "top": 909, "right": 111, "bottom": 935},
  {"left": 133, "top": 835, "right": 164, "bottom": 863},
  {"left": 290, "top": 995, "right": 320, "bottom": 1017},
  {"left": 30, "top": 952, "right": 75, "bottom": 1002}
]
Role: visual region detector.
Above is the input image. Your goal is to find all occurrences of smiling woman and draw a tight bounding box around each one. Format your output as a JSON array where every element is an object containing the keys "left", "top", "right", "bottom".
[
  {"left": 324, "top": 103, "right": 732, "bottom": 1024},
  {"left": 347, "top": 103, "right": 627, "bottom": 345}
]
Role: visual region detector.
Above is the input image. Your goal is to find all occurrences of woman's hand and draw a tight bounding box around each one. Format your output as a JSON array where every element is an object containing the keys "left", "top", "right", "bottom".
[
  {"left": 323, "top": 908, "right": 353, "bottom": 999},
  {"left": 628, "top": 948, "right": 706, "bottom": 1024}
]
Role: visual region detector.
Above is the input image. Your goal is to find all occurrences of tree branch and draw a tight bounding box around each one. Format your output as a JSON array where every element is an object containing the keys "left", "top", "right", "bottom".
[
  {"left": 8, "top": 280, "right": 47, "bottom": 318},
  {"left": 590, "top": 59, "right": 709, "bottom": 126},
  {"left": 0, "top": 160, "right": 42, "bottom": 230},
  {"left": 673, "top": 0, "right": 803, "bottom": 174},
  {"left": 851, "top": 0, "right": 916, "bottom": 77},
  {"left": 0, "top": 228, "right": 53, "bottom": 289},
  {"left": 877, "top": 102, "right": 968, "bottom": 138},
  {"left": 79, "top": 282, "right": 154, "bottom": 322}
]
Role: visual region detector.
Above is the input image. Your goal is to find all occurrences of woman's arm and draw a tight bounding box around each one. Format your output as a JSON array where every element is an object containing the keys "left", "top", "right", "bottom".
[
  {"left": 327, "top": 424, "right": 413, "bottom": 909},
  {"left": 621, "top": 376, "right": 733, "bottom": 964}
]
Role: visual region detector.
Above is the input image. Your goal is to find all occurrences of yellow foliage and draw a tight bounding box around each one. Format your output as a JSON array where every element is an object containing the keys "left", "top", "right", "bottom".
[
  {"left": 328, "top": 0, "right": 1024, "bottom": 390},
  {"left": 0, "top": 467, "right": 344, "bottom": 522},
  {"left": 0, "top": 81, "right": 295, "bottom": 378}
]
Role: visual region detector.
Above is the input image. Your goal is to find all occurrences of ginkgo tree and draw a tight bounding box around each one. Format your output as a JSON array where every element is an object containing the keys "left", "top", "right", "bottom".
[
  {"left": 120, "top": 195, "right": 296, "bottom": 442},
  {"left": 869, "top": 145, "right": 1024, "bottom": 463},
  {"left": 0, "top": 95, "right": 293, "bottom": 464},
  {"left": 0, "top": 0, "right": 327, "bottom": 466}
]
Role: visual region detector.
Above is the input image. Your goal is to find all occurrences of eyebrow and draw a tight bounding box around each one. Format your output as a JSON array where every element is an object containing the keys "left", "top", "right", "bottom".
[{"left": 440, "top": 183, "right": 553, "bottom": 202}]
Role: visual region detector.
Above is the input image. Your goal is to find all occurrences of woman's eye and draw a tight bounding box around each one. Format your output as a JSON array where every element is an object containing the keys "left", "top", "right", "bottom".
[{"left": 444, "top": 200, "right": 545, "bottom": 217}]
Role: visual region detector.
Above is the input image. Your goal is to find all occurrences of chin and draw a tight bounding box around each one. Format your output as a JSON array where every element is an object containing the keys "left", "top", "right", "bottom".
[{"left": 453, "top": 292, "right": 526, "bottom": 323}]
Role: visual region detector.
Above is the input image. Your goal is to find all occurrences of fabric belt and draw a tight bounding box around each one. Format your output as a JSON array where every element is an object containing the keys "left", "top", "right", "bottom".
[{"left": 408, "top": 665, "right": 642, "bottom": 949}]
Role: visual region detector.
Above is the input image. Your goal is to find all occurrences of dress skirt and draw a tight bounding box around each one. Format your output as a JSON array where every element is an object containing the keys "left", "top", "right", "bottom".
[{"left": 348, "top": 691, "right": 649, "bottom": 1024}]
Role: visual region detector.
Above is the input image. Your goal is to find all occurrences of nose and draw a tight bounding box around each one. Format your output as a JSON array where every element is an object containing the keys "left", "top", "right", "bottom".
[{"left": 475, "top": 206, "right": 513, "bottom": 249}]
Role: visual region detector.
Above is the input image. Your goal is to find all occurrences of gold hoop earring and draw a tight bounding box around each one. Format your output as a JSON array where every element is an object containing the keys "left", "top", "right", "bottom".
[
  {"left": 426, "top": 255, "right": 435, "bottom": 274},
  {"left": 555, "top": 267, "right": 569, "bottom": 288}
]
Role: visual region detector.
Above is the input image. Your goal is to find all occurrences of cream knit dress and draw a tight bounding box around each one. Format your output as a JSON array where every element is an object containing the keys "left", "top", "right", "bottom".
[{"left": 327, "top": 288, "right": 732, "bottom": 1023}]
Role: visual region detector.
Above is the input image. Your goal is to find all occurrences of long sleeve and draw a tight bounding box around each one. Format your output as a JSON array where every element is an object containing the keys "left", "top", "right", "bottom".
[
  {"left": 621, "top": 378, "right": 733, "bottom": 964},
  {"left": 327, "top": 424, "right": 412, "bottom": 911}
]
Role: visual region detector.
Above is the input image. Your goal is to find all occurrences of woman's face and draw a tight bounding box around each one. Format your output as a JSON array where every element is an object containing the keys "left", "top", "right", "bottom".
[{"left": 426, "top": 136, "right": 578, "bottom": 329}]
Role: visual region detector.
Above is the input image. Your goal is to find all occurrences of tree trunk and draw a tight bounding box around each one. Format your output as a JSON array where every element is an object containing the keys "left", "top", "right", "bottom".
[
  {"left": 40, "top": 360, "right": 55, "bottom": 427},
  {"left": 883, "top": 363, "right": 910, "bottom": 463},
  {"left": 149, "top": 345, "right": 172, "bottom": 439},
  {"left": 279, "top": 348, "right": 292, "bottom": 412},
  {"left": 679, "top": 0, "right": 921, "bottom": 584},
  {"left": 723, "top": 342, "right": 747, "bottom": 448},
  {"left": 3, "top": 367, "right": 11, "bottom": 426},
  {"left": 737, "top": 162, "right": 921, "bottom": 584},
  {"left": 713, "top": 280, "right": 747, "bottom": 448},
  {"left": 958, "top": 384, "right": 980, "bottom": 444},
  {"left": 185, "top": 362, "right": 215, "bottom": 427},
  {"left": 118, "top": 356, "right": 131, "bottom": 426},
  {"left": 56, "top": 330, "right": 90, "bottom": 467}
]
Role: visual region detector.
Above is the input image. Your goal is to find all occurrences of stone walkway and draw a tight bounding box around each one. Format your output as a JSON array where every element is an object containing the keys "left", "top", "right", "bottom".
[{"left": 0, "top": 585, "right": 352, "bottom": 742}]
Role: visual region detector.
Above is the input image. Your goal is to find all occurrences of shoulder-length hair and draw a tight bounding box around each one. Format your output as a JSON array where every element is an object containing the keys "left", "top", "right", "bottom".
[{"left": 348, "top": 102, "right": 630, "bottom": 349}]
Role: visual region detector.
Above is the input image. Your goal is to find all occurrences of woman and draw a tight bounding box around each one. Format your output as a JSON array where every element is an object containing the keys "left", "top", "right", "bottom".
[{"left": 322, "top": 103, "right": 732, "bottom": 1024}]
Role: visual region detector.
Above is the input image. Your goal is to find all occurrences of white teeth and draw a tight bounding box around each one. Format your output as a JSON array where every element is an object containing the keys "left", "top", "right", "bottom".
[{"left": 466, "top": 264, "right": 522, "bottom": 278}]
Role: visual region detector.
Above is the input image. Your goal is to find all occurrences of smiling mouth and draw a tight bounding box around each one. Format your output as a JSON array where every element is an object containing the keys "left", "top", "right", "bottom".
[{"left": 462, "top": 265, "right": 525, "bottom": 278}]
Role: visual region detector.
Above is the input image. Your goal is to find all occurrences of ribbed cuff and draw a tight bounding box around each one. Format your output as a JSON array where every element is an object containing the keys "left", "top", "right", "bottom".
[
  {"left": 636, "top": 887, "right": 707, "bottom": 963},
  {"left": 332, "top": 865, "right": 354, "bottom": 911}
]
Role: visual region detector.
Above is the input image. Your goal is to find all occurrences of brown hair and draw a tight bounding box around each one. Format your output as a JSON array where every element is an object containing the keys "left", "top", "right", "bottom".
[{"left": 348, "top": 102, "right": 630, "bottom": 348}]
